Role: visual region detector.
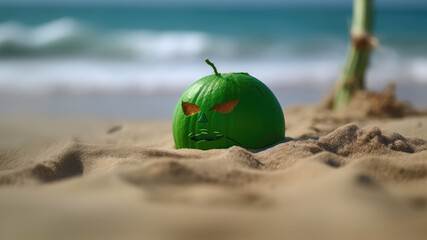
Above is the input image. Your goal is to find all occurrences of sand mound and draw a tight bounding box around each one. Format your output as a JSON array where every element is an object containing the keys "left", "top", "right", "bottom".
[
  {"left": 345, "top": 84, "right": 418, "bottom": 118},
  {"left": 322, "top": 84, "right": 418, "bottom": 118},
  {"left": 285, "top": 85, "right": 427, "bottom": 139}
]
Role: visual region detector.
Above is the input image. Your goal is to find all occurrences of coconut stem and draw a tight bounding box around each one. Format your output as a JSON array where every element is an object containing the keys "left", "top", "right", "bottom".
[
  {"left": 205, "top": 59, "right": 220, "bottom": 76},
  {"left": 333, "top": 0, "right": 374, "bottom": 111}
]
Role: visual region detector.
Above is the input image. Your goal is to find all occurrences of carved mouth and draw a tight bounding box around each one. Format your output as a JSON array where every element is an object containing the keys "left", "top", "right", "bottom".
[
  {"left": 189, "top": 130, "right": 224, "bottom": 142},
  {"left": 190, "top": 135, "right": 224, "bottom": 142},
  {"left": 188, "top": 130, "right": 241, "bottom": 145}
]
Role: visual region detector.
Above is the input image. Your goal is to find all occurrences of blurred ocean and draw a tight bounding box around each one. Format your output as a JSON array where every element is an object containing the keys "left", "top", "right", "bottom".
[{"left": 0, "top": 5, "right": 426, "bottom": 118}]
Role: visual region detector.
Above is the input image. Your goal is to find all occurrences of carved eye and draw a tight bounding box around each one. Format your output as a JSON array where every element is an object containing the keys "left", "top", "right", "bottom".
[
  {"left": 182, "top": 102, "right": 200, "bottom": 116},
  {"left": 210, "top": 99, "right": 239, "bottom": 114}
]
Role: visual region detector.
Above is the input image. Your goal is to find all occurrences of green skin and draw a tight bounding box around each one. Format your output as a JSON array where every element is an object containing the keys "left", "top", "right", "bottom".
[{"left": 172, "top": 71, "right": 285, "bottom": 150}]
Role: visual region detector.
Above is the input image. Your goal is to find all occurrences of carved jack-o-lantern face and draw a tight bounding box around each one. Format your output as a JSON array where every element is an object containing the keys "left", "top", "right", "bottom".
[
  {"left": 181, "top": 99, "right": 240, "bottom": 143},
  {"left": 172, "top": 60, "right": 285, "bottom": 150}
]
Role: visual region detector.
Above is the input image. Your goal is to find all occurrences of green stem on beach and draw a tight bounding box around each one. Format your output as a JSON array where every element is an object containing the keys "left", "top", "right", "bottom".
[
  {"left": 333, "top": 0, "right": 375, "bottom": 111},
  {"left": 205, "top": 59, "right": 220, "bottom": 76}
]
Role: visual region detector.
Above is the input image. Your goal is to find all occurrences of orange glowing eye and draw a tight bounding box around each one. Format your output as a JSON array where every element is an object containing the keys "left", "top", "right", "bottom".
[
  {"left": 210, "top": 99, "right": 239, "bottom": 114},
  {"left": 182, "top": 102, "right": 200, "bottom": 116}
]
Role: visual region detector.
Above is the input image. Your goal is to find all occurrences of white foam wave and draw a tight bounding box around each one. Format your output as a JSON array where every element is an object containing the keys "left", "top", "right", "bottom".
[
  {"left": 0, "top": 18, "right": 234, "bottom": 59},
  {"left": 0, "top": 17, "right": 346, "bottom": 60},
  {"left": 114, "top": 31, "right": 211, "bottom": 59},
  {"left": 1, "top": 56, "right": 426, "bottom": 95},
  {"left": 0, "top": 18, "right": 83, "bottom": 49},
  {"left": 0, "top": 18, "right": 426, "bottom": 94},
  {"left": 31, "top": 18, "right": 79, "bottom": 46}
]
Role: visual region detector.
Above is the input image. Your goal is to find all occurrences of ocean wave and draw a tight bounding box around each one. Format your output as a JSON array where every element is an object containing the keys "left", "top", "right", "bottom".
[
  {"left": 1, "top": 57, "right": 427, "bottom": 95},
  {"left": 0, "top": 18, "right": 426, "bottom": 94},
  {"left": 0, "top": 18, "right": 236, "bottom": 59},
  {"left": 0, "top": 18, "right": 346, "bottom": 59},
  {"left": 0, "top": 18, "right": 90, "bottom": 56}
]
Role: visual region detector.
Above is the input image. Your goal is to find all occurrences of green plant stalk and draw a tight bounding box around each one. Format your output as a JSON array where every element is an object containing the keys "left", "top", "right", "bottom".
[
  {"left": 333, "top": 0, "right": 374, "bottom": 110},
  {"left": 205, "top": 59, "right": 220, "bottom": 76}
]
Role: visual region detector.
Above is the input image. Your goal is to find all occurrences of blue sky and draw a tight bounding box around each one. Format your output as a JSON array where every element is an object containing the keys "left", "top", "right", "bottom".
[{"left": 1, "top": 0, "right": 426, "bottom": 7}]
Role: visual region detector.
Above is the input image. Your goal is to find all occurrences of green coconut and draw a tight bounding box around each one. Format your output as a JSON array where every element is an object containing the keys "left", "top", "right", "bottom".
[{"left": 172, "top": 59, "right": 285, "bottom": 150}]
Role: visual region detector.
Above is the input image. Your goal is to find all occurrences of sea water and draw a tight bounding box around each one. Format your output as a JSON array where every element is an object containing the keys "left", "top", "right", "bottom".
[{"left": 0, "top": 5, "right": 426, "bottom": 118}]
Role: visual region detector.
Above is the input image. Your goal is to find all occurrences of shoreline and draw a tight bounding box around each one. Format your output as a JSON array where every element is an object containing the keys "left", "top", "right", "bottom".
[{"left": 1, "top": 83, "right": 426, "bottom": 120}]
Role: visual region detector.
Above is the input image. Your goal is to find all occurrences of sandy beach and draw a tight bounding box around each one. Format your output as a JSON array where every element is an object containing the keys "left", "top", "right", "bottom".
[
  {"left": 1, "top": 1, "right": 427, "bottom": 239},
  {"left": 1, "top": 99, "right": 427, "bottom": 240}
]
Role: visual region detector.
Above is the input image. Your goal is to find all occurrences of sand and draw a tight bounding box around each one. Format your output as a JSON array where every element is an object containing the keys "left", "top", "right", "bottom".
[{"left": 1, "top": 103, "right": 427, "bottom": 240}]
